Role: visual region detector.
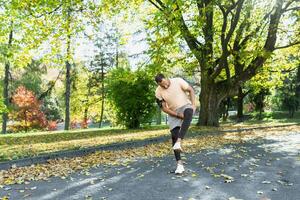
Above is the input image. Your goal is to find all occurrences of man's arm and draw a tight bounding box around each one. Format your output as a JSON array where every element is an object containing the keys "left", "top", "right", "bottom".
[
  {"left": 186, "top": 85, "right": 196, "bottom": 108},
  {"left": 179, "top": 78, "right": 196, "bottom": 110},
  {"left": 162, "top": 101, "right": 184, "bottom": 119},
  {"left": 156, "top": 98, "right": 183, "bottom": 119}
]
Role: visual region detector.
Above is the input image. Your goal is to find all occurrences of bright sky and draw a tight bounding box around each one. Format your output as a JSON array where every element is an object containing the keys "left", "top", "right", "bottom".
[{"left": 74, "top": 13, "right": 149, "bottom": 68}]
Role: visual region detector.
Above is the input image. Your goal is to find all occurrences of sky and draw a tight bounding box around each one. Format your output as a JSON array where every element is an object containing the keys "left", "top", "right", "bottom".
[{"left": 74, "top": 13, "right": 149, "bottom": 69}]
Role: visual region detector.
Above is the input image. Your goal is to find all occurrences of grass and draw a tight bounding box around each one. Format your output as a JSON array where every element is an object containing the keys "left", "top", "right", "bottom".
[
  {"left": 1, "top": 124, "right": 300, "bottom": 186},
  {"left": 216, "top": 111, "right": 300, "bottom": 127},
  {"left": 0, "top": 111, "right": 299, "bottom": 162},
  {"left": 0, "top": 125, "right": 170, "bottom": 161}
]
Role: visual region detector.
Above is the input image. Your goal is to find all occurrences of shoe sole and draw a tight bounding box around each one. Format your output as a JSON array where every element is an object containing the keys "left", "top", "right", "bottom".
[{"left": 173, "top": 148, "right": 183, "bottom": 152}]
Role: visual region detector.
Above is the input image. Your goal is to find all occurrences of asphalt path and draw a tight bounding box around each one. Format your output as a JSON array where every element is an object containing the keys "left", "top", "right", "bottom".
[{"left": 0, "top": 131, "right": 299, "bottom": 200}]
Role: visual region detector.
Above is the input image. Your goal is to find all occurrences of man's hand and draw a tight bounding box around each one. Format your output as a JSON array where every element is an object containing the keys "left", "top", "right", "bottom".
[
  {"left": 192, "top": 105, "right": 196, "bottom": 113},
  {"left": 177, "top": 113, "right": 184, "bottom": 119}
]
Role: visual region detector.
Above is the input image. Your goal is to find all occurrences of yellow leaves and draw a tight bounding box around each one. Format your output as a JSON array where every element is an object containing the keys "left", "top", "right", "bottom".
[
  {"left": 0, "top": 196, "right": 9, "bottom": 200},
  {"left": 0, "top": 125, "right": 299, "bottom": 187},
  {"left": 0, "top": 128, "right": 169, "bottom": 161}
]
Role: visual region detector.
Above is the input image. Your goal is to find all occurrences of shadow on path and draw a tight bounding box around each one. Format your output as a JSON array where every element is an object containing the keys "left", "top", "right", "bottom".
[{"left": 1, "top": 132, "right": 299, "bottom": 200}]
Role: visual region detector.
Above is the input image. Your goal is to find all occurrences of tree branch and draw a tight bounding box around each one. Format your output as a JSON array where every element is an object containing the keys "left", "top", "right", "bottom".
[
  {"left": 148, "top": 0, "right": 164, "bottom": 11},
  {"left": 39, "top": 70, "right": 63, "bottom": 100},
  {"left": 225, "top": 0, "right": 244, "bottom": 44},
  {"left": 154, "top": 0, "right": 167, "bottom": 9},
  {"left": 28, "top": 4, "right": 62, "bottom": 18},
  {"left": 232, "top": 0, "right": 285, "bottom": 86},
  {"left": 174, "top": 1, "right": 202, "bottom": 60},
  {"left": 284, "top": 6, "right": 300, "bottom": 12},
  {"left": 275, "top": 41, "right": 300, "bottom": 50}
]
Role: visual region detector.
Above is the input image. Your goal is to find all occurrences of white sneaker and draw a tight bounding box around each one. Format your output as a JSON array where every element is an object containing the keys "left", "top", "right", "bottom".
[
  {"left": 172, "top": 142, "right": 182, "bottom": 152},
  {"left": 175, "top": 164, "right": 185, "bottom": 174}
]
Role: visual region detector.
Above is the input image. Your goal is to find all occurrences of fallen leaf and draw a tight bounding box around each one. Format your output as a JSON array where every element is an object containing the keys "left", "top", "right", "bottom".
[
  {"left": 257, "top": 191, "right": 263, "bottom": 195},
  {"left": 262, "top": 181, "right": 271, "bottom": 184},
  {"left": 228, "top": 197, "right": 243, "bottom": 200},
  {"left": 205, "top": 186, "right": 211, "bottom": 190}
]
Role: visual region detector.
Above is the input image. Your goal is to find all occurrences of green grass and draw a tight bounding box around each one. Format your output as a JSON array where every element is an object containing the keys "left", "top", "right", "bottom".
[
  {"left": 0, "top": 125, "right": 171, "bottom": 161},
  {"left": 242, "top": 111, "right": 300, "bottom": 124},
  {"left": 0, "top": 111, "right": 299, "bottom": 162}
]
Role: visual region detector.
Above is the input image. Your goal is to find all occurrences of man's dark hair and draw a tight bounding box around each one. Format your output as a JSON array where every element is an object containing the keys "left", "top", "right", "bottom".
[{"left": 155, "top": 73, "right": 165, "bottom": 83}]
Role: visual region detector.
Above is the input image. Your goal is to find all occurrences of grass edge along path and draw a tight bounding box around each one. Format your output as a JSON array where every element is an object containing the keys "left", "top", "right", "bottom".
[
  {"left": 0, "top": 124, "right": 299, "bottom": 187},
  {"left": 0, "top": 122, "right": 298, "bottom": 162},
  {"left": 0, "top": 122, "right": 298, "bottom": 163}
]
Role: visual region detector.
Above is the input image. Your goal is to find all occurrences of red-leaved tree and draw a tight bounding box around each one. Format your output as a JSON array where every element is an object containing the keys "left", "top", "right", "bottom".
[{"left": 10, "top": 86, "right": 47, "bottom": 132}]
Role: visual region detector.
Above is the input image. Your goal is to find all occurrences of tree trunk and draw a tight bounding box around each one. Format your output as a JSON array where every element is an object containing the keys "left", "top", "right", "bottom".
[
  {"left": 258, "top": 93, "right": 263, "bottom": 120},
  {"left": 156, "top": 106, "right": 161, "bottom": 125},
  {"left": 64, "top": 60, "right": 71, "bottom": 130},
  {"left": 99, "top": 65, "right": 105, "bottom": 128},
  {"left": 237, "top": 87, "right": 244, "bottom": 122},
  {"left": 197, "top": 84, "right": 223, "bottom": 126},
  {"left": 2, "top": 28, "right": 13, "bottom": 134},
  {"left": 83, "top": 87, "right": 91, "bottom": 129},
  {"left": 295, "top": 64, "right": 300, "bottom": 111},
  {"left": 64, "top": 9, "right": 71, "bottom": 130}
]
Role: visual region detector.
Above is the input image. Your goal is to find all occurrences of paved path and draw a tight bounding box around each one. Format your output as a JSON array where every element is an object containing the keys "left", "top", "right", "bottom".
[{"left": 1, "top": 132, "right": 299, "bottom": 200}]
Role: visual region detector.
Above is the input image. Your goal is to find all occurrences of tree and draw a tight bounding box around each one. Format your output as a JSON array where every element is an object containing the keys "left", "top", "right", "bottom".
[
  {"left": 272, "top": 63, "right": 300, "bottom": 118},
  {"left": 10, "top": 86, "right": 47, "bottom": 132},
  {"left": 107, "top": 68, "right": 156, "bottom": 128},
  {"left": 12, "top": 59, "right": 46, "bottom": 95},
  {"left": 69, "top": 62, "right": 102, "bottom": 128},
  {"left": 146, "top": 0, "right": 300, "bottom": 126},
  {"left": 0, "top": 0, "right": 54, "bottom": 133},
  {"left": 90, "top": 24, "right": 119, "bottom": 127}
]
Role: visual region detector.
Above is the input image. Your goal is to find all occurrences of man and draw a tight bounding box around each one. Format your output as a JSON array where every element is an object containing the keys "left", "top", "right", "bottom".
[{"left": 155, "top": 73, "right": 196, "bottom": 174}]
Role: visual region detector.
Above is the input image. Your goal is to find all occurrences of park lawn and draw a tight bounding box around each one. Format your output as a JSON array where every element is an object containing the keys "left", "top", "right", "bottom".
[
  {"left": 0, "top": 118, "right": 298, "bottom": 162},
  {"left": 0, "top": 126, "right": 169, "bottom": 161}
]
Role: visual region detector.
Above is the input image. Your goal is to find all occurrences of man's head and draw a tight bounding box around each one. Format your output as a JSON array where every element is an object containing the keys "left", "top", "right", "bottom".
[{"left": 155, "top": 73, "right": 170, "bottom": 89}]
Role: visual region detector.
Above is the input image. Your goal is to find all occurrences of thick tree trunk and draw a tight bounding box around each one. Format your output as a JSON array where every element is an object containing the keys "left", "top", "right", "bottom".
[
  {"left": 2, "top": 28, "right": 13, "bottom": 134},
  {"left": 197, "top": 84, "right": 223, "bottom": 127},
  {"left": 237, "top": 87, "right": 244, "bottom": 122}
]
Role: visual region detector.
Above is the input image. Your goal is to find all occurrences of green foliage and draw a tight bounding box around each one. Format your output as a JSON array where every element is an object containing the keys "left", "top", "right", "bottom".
[
  {"left": 12, "top": 59, "right": 46, "bottom": 95},
  {"left": 272, "top": 68, "right": 300, "bottom": 117},
  {"left": 0, "top": 79, "right": 7, "bottom": 115},
  {"left": 69, "top": 62, "right": 102, "bottom": 121},
  {"left": 41, "top": 97, "right": 62, "bottom": 121},
  {"left": 107, "top": 67, "right": 156, "bottom": 128},
  {"left": 0, "top": 98, "right": 7, "bottom": 114}
]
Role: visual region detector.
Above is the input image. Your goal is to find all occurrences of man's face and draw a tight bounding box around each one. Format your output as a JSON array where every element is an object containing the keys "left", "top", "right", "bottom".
[{"left": 158, "top": 78, "right": 170, "bottom": 89}]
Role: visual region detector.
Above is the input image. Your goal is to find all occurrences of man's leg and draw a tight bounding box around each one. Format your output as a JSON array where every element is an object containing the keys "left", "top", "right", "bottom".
[
  {"left": 178, "top": 108, "right": 193, "bottom": 139},
  {"left": 171, "top": 126, "right": 181, "bottom": 163},
  {"left": 173, "top": 108, "right": 193, "bottom": 151},
  {"left": 171, "top": 126, "right": 185, "bottom": 174}
]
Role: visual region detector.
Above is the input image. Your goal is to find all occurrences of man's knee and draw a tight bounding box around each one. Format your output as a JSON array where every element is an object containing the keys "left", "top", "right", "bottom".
[
  {"left": 171, "top": 127, "right": 180, "bottom": 135},
  {"left": 184, "top": 108, "right": 193, "bottom": 118}
]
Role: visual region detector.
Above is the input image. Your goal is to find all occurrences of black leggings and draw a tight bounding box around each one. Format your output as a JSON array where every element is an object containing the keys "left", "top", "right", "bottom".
[{"left": 170, "top": 108, "right": 193, "bottom": 161}]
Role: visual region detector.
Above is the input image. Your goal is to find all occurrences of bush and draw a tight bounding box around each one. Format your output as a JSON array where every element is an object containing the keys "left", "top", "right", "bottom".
[
  {"left": 47, "top": 121, "right": 58, "bottom": 131},
  {"left": 107, "top": 68, "right": 156, "bottom": 128},
  {"left": 9, "top": 86, "right": 47, "bottom": 132}
]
